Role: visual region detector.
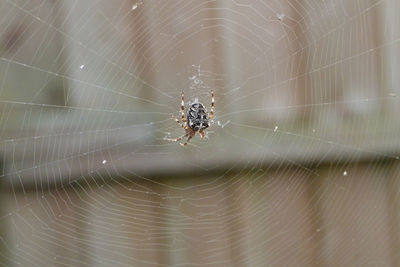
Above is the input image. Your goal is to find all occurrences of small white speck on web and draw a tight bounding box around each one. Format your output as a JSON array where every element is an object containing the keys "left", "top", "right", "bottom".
[
  {"left": 274, "top": 126, "right": 278, "bottom": 132},
  {"left": 79, "top": 64, "right": 85, "bottom": 69},
  {"left": 277, "top": 13, "right": 285, "bottom": 21},
  {"left": 343, "top": 171, "right": 348, "bottom": 176},
  {"left": 132, "top": 3, "right": 138, "bottom": 10},
  {"left": 102, "top": 160, "right": 107, "bottom": 164},
  {"left": 312, "top": 129, "right": 316, "bottom": 133},
  {"left": 217, "top": 120, "right": 230, "bottom": 128},
  {"left": 389, "top": 93, "right": 397, "bottom": 97}
]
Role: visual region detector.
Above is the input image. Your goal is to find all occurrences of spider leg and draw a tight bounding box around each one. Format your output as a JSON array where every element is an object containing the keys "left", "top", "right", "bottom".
[
  {"left": 199, "top": 130, "right": 206, "bottom": 138},
  {"left": 180, "top": 135, "right": 193, "bottom": 146},
  {"left": 166, "top": 133, "right": 188, "bottom": 142},
  {"left": 209, "top": 90, "right": 215, "bottom": 120},
  {"left": 181, "top": 91, "right": 186, "bottom": 122},
  {"left": 171, "top": 114, "right": 185, "bottom": 129}
]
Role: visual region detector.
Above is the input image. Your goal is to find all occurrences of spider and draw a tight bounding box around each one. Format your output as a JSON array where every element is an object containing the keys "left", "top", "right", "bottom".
[{"left": 166, "top": 90, "right": 214, "bottom": 146}]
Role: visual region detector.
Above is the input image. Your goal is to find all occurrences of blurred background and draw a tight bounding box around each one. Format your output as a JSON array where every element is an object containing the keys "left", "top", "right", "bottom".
[{"left": 0, "top": 0, "right": 400, "bottom": 266}]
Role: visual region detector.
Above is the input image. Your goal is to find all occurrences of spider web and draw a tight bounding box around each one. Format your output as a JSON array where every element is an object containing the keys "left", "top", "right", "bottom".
[{"left": 0, "top": 0, "right": 399, "bottom": 266}]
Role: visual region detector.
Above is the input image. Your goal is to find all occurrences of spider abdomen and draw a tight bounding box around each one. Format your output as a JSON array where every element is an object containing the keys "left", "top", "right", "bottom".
[{"left": 187, "top": 103, "right": 209, "bottom": 131}]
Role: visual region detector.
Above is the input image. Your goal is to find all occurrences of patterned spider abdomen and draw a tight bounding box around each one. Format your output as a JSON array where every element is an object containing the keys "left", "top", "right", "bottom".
[{"left": 187, "top": 102, "right": 209, "bottom": 131}]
